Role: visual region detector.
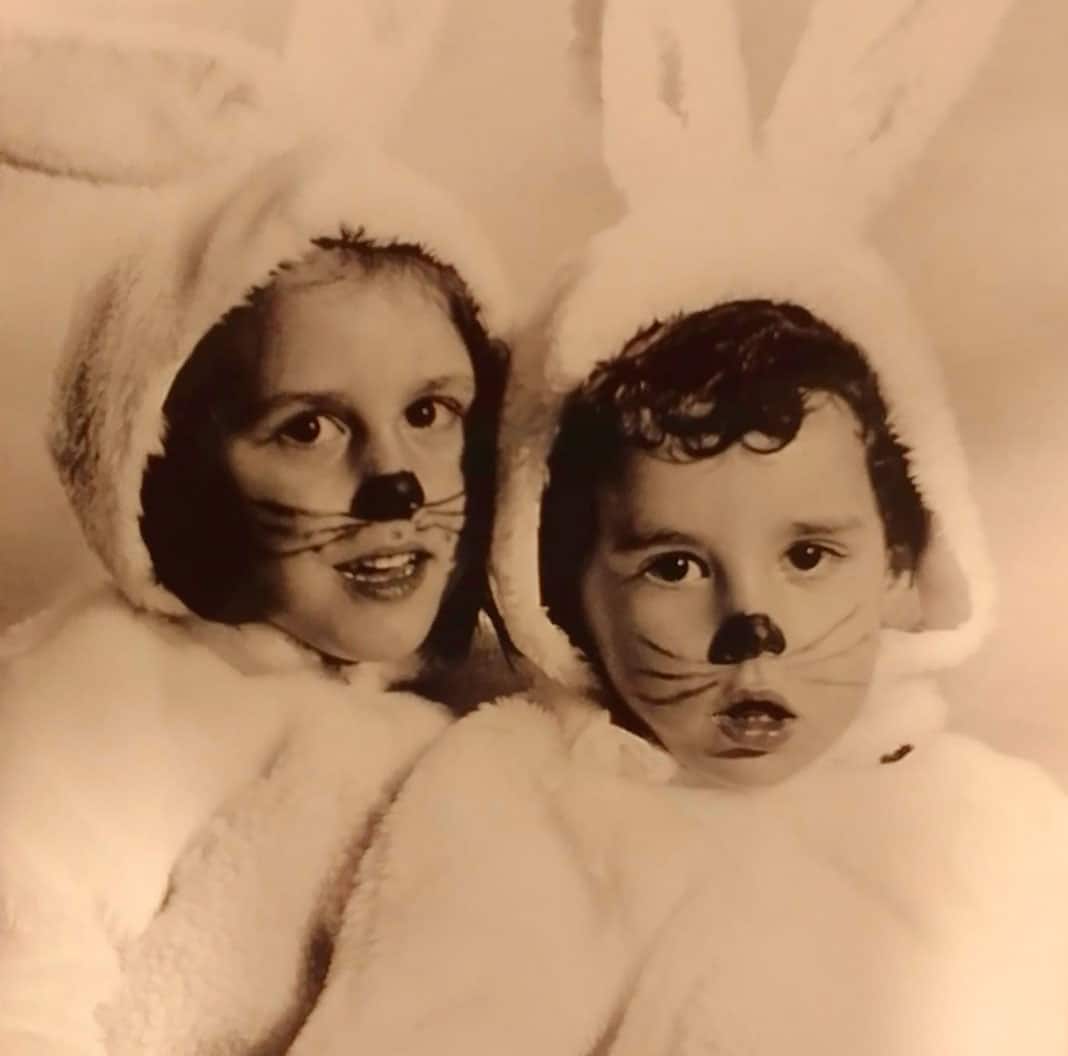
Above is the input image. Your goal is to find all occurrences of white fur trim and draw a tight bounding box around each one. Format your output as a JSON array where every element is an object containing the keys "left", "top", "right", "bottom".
[
  {"left": 494, "top": 183, "right": 996, "bottom": 692},
  {"left": 0, "top": 14, "right": 294, "bottom": 186},
  {"left": 49, "top": 139, "right": 512, "bottom": 617}
]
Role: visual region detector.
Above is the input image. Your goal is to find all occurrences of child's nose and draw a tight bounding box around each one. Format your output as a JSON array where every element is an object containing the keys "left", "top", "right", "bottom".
[
  {"left": 350, "top": 471, "right": 425, "bottom": 522},
  {"left": 706, "top": 612, "right": 787, "bottom": 665},
  {"left": 357, "top": 425, "right": 408, "bottom": 479}
]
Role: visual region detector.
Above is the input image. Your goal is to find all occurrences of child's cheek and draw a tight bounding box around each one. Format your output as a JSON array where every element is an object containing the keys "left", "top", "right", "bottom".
[
  {"left": 626, "top": 581, "right": 715, "bottom": 660},
  {"left": 227, "top": 438, "right": 354, "bottom": 512},
  {"left": 410, "top": 440, "right": 465, "bottom": 504}
]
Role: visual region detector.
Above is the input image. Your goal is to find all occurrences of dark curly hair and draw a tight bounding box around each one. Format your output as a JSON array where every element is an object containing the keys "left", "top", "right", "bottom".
[
  {"left": 139, "top": 232, "right": 508, "bottom": 668},
  {"left": 540, "top": 299, "right": 929, "bottom": 657}
]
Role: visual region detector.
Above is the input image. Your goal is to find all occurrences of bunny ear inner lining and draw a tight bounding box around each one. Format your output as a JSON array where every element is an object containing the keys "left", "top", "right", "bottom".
[{"left": 0, "top": 23, "right": 282, "bottom": 186}]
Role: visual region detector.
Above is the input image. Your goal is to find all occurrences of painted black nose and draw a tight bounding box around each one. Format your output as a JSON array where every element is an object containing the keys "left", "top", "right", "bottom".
[
  {"left": 350, "top": 471, "right": 425, "bottom": 521},
  {"left": 707, "top": 612, "right": 787, "bottom": 665}
]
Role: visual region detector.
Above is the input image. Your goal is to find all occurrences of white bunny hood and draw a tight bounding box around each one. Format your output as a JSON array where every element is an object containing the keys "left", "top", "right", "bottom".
[
  {"left": 35, "top": 7, "right": 512, "bottom": 619},
  {"left": 493, "top": 0, "right": 1007, "bottom": 702},
  {"left": 48, "top": 140, "right": 510, "bottom": 618}
]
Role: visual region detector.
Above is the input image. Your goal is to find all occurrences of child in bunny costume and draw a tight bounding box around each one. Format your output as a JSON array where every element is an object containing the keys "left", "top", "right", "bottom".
[
  {"left": 0, "top": 9, "right": 511, "bottom": 1056},
  {"left": 282, "top": 1, "right": 1068, "bottom": 1054}
]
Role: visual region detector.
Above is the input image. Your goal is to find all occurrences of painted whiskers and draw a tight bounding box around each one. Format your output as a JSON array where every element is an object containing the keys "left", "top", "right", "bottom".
[
  {"left": 629, "top": 603, "right": 877, "bottom": 709},
  {"left": 248, "top": 488, "right": 466, "bottom": 559}
]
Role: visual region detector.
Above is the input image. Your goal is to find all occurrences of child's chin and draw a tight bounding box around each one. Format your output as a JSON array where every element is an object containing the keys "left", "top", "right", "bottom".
[
  {"left": 285, "top": 600, "right": 438, "bottom": 666},
  {"left": 680, "top": 747, "right": 811, "bottom": 790}
]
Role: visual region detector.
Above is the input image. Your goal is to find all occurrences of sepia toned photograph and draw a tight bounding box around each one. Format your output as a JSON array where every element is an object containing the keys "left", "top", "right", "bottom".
[{"left": 0, "top": 0, "right": 1066, "bottom": 1052}]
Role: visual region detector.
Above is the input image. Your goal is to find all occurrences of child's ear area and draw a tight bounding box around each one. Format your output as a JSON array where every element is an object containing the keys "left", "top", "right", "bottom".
[{"left": 880, "top": 557, "right": 925, "bottom": 632}]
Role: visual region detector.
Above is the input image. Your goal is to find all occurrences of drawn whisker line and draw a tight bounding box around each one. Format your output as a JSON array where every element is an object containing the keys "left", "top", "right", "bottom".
[
  {"left": 251, "top": 498, "right": 366, "bottom": 522},
  {"left": 253, "top": 519, "right": 361, "bottom": 540},
  {"left": 262, "top": 542, "right": 332, "bottom": 558},
  {"left": 630, "top": 667, "right": 715, "bottom": 681},
  {"left": 789, "top": 604, "right": 861, "bottom": 659},
  {"left": 635, "top": 634, "right": 693, "bottom": 662},
  {"left": 637, "top": 680, "right": 722, "bottom": 707},
  {"left": 796, "top": 676, "right": 869, "bottom": 687},
  {"left": 256, "top": 524, "right": 371, "bottom": 554},
  {"left": 424, "top": 489, "right": 466, "bottom": 510},
  {"left": 414, "top": 503, "right": 465, "bottom": 516},
  {"left": 786, "top": 630, "right": 877, "bottom": 670},
  {"left": 415, "top": 524, "right": 462, "bottom": 538}
]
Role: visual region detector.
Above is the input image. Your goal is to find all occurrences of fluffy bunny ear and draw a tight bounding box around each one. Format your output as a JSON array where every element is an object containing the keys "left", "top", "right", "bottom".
[
  {"left": 0, "top": 15, "right": 290, "bottom": 186},
  {"left": 282, "top": 0, "right": 448, "bottom": 140},
  {"left": 601, "top": 0, "right": 753, "bottom": 208},
  {"left": 764, "top": 0, "right": 1016, "bottom": 223}
]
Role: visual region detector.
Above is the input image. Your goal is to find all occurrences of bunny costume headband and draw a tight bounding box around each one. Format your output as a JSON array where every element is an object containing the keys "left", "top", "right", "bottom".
[
  {"left": 3, "top": 2, "right": 512, "bottom": 616},
  {"left": 494, "top": 0, "right": 1009, "bottom": 700}
]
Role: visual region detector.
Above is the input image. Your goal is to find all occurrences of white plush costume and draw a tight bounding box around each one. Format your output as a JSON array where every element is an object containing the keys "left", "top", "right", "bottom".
[
  {"left": 287, "top": 1, "right": 1068, "bottom": 1053},
  {"left": 0, "top": 11, "right": 510, "bottom": 1056}
]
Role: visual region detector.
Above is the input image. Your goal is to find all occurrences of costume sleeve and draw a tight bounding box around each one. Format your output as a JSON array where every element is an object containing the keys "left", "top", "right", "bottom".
[
  {"left": 0, "top": 591, "right": 287, "bottom": 1055},
  {"left": 939, "top": 735, "right": 1068, "bottom": 1052},
  {"left": 288, "top": 696, "right": 630, "bottom": 1056}
]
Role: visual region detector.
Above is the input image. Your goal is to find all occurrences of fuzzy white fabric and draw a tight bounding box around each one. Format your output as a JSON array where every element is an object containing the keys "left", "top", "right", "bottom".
[
  {"left": 0, "top": 586, "right": 450, "bottom": 1056},
  {"left": 0, "top": 14, "right": 291, "bottom": 186},
  {"left": 1, "top": 73, "right": 512, "bottom": 1053},
  {"left": 287, "top": 691, "right": 1068, "bottom": 1055},
  {"left": 49, "top": 139, "right": 512, "bottom": 618},
  {"left": 282, "top": 2, "right": 1068, "bottom": 1052},
  {"left": 492, "top": 0, "right": 1011, "bottom": 689}
]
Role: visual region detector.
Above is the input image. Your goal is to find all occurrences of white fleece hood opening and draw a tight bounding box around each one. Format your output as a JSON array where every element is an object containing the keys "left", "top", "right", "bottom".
[
  {"left": 492, "top": 0, "right": 1009, "bottom": 718},
  {"left": 48, "top": 140, "right": 512, "bottom": 617}
]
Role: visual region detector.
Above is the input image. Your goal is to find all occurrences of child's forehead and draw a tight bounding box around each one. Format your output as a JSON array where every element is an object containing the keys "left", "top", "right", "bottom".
[
  {"left": 602, "top": 398, "right": 878, "bottom": 532},
  {"left": 271, "top": 245, "right": 449, "bottom": 307}
]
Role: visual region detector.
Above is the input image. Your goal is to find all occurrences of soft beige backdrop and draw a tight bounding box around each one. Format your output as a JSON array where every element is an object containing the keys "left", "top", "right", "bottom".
[{"left": 1, "top": 0, "right": 1065, "bottom": 778}]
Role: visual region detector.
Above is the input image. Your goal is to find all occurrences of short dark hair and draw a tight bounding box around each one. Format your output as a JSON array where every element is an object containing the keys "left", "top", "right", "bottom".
[
  {"left": 140, "top": 231, "right": 507, "bottom": 667},
  {"left": 540, "top": 299, "right": 929, "bottom": 656}
]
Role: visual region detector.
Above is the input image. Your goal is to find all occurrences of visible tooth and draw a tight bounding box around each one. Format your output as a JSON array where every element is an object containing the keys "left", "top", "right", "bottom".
[{"left": 364, "top": 553, "right": 414, "bottom": 570}]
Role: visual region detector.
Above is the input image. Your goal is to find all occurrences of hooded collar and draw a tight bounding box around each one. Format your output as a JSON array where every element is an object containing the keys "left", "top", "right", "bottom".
[
  {"left": 490, "top": 0, "right": 1011, "bottom": 758},
  {"left": 47, "top": 139, "right": 511, "bottom": 687}
]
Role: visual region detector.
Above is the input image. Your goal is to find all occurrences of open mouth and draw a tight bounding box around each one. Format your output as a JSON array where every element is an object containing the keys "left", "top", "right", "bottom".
[
  {"left": 713, "top": 693, "right": 797, "bottom": 755},
  {"left": 334, "top": 549, "right": 431, "bottom": 602}
]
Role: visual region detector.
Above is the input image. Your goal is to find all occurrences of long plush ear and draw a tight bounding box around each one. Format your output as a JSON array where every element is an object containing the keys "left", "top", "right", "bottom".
[
  {"left": 282, "top": 0, "right": 448, "bottom": 139},
  {"left": 763, "top": 0, "right": 1016, "bottom": 224},
  {"left": 0, "top": 15, "right": 289, "bottom": 186},
  {"left": 600, "top": 0, "right": 753, "bottom": 208}
]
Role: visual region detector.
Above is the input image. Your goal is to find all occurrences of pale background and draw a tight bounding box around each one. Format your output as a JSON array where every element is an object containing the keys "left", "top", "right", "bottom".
[{"left": 1, "top": 0, "right": 1065, "bottom": 779}]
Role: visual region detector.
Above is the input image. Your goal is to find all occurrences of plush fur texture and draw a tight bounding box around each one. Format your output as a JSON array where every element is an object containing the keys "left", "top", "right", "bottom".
[
  {"left": 0, "top": 586, "right": 450, "bottom": 1056},
  {"left": 285, "top": 690, "right": 1068, "bottom": 1056},
  {"left": 0, "top": 14, "right": 290, "bottom": 186},
  {"left": 275, "top": 2, "right": 1068, "bottom": 1053},
  {"left": 48, "top": 138, "right": 512, "bottom": 618},
  {"left": 492, "top": 0, "right": 1007, "bottom": 710},
  {"left": 1, "top": 12, "right": 514, "bottom": 1054}
]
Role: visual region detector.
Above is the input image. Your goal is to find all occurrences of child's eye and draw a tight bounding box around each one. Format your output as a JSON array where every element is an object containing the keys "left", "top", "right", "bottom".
[
  {"left": 785, "top": 541, "right": 840, "bottom": 573},
  {"left": 404, "top": 396, "right": 464, "bottom": 431},
  {"left": 642, "top": 552, "right": 709, "bottom": 585},
  {"left": 275, "top": 413, "right": 345, "bottom": 448}
]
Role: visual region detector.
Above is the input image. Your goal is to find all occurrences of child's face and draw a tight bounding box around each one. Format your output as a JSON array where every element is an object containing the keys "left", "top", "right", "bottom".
[
  {"left": 223, "top": 267, "right": 474, "bottom": 663},
  {"left": 580, "top": 395, "right": 910, "bottom": 788}
]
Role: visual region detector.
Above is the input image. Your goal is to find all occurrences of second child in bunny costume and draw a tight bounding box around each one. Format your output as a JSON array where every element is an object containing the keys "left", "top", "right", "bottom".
[
  {"left": 0, "top": 9, "right": 511, "bottom": 1056},
  {"left": 284, "top": 1, "right": 1068, "bottom": 1054}
]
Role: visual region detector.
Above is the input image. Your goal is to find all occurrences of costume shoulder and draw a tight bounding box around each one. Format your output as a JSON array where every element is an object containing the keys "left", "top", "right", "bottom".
[
  {"left": 0, "top": 586, "right": 300, "bottom": 1054},
  {"left": 910, "top": 730, "right": 1068, "bottom": 847},
  {"left": 287, "top": 690, "right": 628, "bottom": 1056},
  {"left": 403, "top": 689, "right": 567, "bottom": 789}
]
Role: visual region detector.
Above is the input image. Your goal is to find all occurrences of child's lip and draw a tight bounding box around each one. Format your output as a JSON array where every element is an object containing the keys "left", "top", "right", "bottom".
[
  {"left": 713, "top": 690, "right": 796, "bottom": 753},
  {"left": 715, "top": 689, "right": 796, "bottom": 720},
  {"left": 710, "top": 747, "right": 769, "bottom": 759},
  {"left": 333, "top": 548, "right": 432, "bottom": 602}
]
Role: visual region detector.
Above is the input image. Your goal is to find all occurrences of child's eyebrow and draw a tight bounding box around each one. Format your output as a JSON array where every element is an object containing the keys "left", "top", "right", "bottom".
[
  {"left": 419, "top": 374, "right": 475, "bottom": 395},
  {"left": 249, "top": 391, "right": 354, "bottom": 418},
  {"left": 610, "top": 528, "right": 700, "bottom": 553},
  {"left": 791, "top": 518, "right": 865, "bottom": 535}
]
